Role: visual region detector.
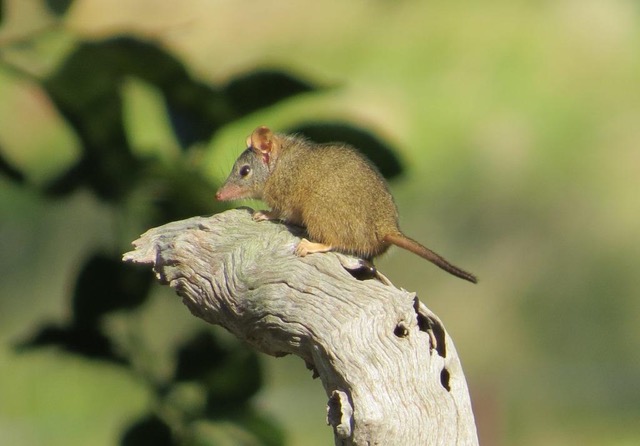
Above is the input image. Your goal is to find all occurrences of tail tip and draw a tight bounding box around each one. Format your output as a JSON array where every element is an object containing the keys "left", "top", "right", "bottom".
[{"left": 460, "top": 271, "right": 478, "bottom": 284}]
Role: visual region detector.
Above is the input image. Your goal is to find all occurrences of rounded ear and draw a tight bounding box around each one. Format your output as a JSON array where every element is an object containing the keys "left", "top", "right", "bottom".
[
  {"left": 248, "top": 126, "right": 276, "bottom": 164},
  {"left": 249, "top": 126, "right": 275, "bottom": 153}
]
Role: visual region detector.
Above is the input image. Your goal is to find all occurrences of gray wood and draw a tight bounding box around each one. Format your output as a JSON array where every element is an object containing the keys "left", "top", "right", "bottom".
[{"left": 123, "top": 208, "right": 479, "bottom": 445}]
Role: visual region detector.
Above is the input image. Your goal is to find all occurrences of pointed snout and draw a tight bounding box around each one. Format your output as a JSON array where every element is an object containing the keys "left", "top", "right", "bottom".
[
  {"left": 215, "top": 189, "right": 229, "bottom": 201},
  {"left": 215, "top": 184, "right": 245, "bottom": 201}
]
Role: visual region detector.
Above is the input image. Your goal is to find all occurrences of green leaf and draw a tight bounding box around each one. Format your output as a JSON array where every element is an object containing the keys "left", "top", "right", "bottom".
[
  {"left": 44, "top": 40, "right": 140, "bottom": 201},
  {"left": 287, "top": 121, "right": 404, "bottom": 179},
  {"left": 14, "top": 324, "right": 127, "bottom": 364},
  {"left": 122, "top": 78, "right": 181, "bottom": 159},
  {"left": 120, "top": 415, "right": 175, "bottom": 446},
  {"left": 0, "top": 147, "right": 25, "bottom": 184},
  {"left": 187, "top": 417, "right": 284, "bottom": 446},
  {"left": 174, "top": 331, "right": 262, "bottom": 408},
  {"left": 45, "top": 0, "right": 74, "bottom": 16},
  {"left": 163, "top": 81, "right": 227, "bottom": 149},
  {"left": 48, "top": 36, "right": 232, "bottom": 153},
  {"left": 174, "top": 330, "right": 227, "bottom": 382},
  {"left": 71, "top": 253, "right": 152, "bottom": 328},
  {"left": 41, "top": 158, "right": 84, "bottom": 197},
  {"left": 224, "top": 69, "right": 318, "bottom": 116},
  {"left": 85, "top": 37, "right": 228, "bottom": 149},
  {"left": 42, "top": 36, "right": 226, "bottom": 199},
  {"left": 148, "top": 162, "right": 218, "bottom": 222},
  {"left": 223, "top": 409, "right": 286, "bottom": 446},
  {"left": 15, "top": 252, "right": 150, "bottom": 363}
]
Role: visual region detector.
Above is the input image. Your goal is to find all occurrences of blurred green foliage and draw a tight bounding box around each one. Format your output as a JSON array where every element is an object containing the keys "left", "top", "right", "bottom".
[
  {"left": 2, "top": 0, "right": 640, "bottom": 445},
  {"left": 0, "top": 2, "right": 401, "bottom": 445},
  {"left": 45, "top": 0, "right": 74, "bottom": 16}
]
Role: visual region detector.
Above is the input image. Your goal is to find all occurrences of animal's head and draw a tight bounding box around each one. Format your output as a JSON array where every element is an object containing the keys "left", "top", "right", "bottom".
[{"left": 215, "top": 126, "right": 279, "bottom": 201}]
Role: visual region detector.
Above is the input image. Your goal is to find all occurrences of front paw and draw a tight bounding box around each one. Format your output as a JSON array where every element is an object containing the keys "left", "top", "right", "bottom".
[{"left": 252, "top": 210, "right": 279, "bottom": 222}]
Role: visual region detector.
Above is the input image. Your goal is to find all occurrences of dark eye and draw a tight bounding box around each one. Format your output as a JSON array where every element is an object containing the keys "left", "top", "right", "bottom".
[{"left": 239, "top": 165, "right": 251, "bottom": 177}]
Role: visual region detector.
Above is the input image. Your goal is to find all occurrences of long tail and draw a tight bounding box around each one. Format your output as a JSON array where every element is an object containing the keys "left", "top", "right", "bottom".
[{"left": 384, "top": 233, "right": 478, "bottom": 284}]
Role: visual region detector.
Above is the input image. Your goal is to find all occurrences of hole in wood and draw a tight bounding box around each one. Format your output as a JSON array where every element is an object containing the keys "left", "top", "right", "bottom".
[
  {"left": 345, "top": 262, "right": 377, "bottom": 281},
  {"left": 393, "top": 322, "right": 409, "bottom": 338},
  {"left": 440, "top": 367, "right": 451, "bottom": 391},
  {"left": 414, "top": 299, "right": 447, "bottom": 358}
]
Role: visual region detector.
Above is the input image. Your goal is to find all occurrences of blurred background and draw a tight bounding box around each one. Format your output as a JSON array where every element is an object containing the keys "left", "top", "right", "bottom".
[{"left": 1, "top": 0, "right": 639, "bottom": 445}]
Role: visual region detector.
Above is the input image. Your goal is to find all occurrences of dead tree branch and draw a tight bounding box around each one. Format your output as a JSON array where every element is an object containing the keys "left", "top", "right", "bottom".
[{"left": 123, "top": 208, "right": 478, "bottom": 445}]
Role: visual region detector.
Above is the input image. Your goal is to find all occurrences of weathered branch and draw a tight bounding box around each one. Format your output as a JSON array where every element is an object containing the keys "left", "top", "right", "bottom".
[{"left": 123, "top": 208, "right": 478, "bottom": 445}]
